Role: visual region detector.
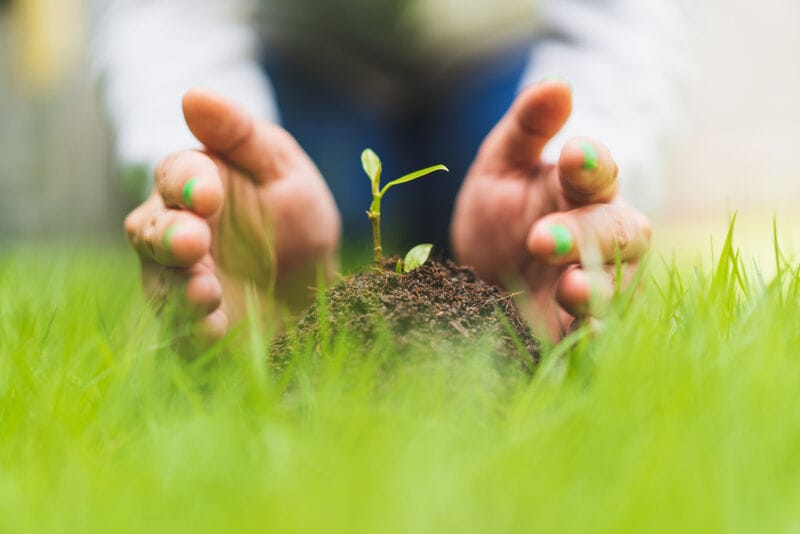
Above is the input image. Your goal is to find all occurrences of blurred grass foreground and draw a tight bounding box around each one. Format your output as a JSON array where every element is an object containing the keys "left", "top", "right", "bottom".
[{"left": 3, "top": 220, "right": 800, "bottom": 533}]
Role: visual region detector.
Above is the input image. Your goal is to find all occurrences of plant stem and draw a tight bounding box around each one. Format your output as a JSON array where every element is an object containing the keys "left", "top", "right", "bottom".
[{"left": 368, "top": 210, "right": 383, "bottom": 264}]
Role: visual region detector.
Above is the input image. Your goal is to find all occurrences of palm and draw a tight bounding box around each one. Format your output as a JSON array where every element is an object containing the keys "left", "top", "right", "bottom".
[
  {"left": 453, "top": 162, "right": 569, "bottom": 331},
  {"left": 453, "top": 80, "right": 651, "bottom": 339},
  {"left": 125, "top": 89, "right": 340, "bottom": 345},
  {"left": 207, "top": 148, "right": 339, "bottom": 321}
]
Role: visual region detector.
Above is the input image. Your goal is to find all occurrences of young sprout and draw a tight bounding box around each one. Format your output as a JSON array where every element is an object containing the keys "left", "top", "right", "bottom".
[
  {"left": 361, "top": 148, "right": 448, "bottom": 265},
  {"left": 397, "top": 243, "right": 433, "bottom": 273}
]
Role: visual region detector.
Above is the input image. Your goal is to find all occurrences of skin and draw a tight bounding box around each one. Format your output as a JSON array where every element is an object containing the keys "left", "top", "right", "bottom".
[
  {"left": 124, "top": 88, "right": 340, "bottom": 345},
  {"left": 125, "top": 81, "right": 650, "bottom": 347},
  {"left": 451, "top": 80, "right": 651, "bottom": 340}
]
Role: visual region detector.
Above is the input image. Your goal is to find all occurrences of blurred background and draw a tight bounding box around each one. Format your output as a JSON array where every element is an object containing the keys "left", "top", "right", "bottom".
[
  {"left": 0, "top": 0, "right": 123, "bottom": 239},
  {"left": 1, "top": 0, "right": 799, "bottom": 255}
]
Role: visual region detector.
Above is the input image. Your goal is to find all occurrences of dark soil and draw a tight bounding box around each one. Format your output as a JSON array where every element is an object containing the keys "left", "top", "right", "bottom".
[{"left": 272, "top": 259, "right": 541, "bottom": 375}]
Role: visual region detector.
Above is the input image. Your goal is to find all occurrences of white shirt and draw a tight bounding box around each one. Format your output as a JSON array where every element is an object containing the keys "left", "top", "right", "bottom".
[{"left": 91, "top": 0, "right": 689, "bottom": 211}]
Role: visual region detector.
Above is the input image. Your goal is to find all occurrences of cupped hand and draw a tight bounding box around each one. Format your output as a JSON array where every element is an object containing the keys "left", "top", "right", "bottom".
[
  {"left": 451, "top": 80, "right": 651, "bottom": 340},
  {"left": 124, "top": 89, "right": 340, "bottom": 346}
]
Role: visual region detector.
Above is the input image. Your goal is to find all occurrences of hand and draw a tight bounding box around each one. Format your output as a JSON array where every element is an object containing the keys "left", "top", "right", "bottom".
[
  {"left": 451, "top": 80, "right": 651, "bottom": 340},
  {"left": 124, "top": 89, "right": 340, "bottom": 346}
]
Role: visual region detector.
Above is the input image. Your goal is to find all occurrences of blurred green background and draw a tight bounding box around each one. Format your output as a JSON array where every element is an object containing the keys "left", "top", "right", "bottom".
[{"left": 1, "top": 0, "right": 799, "bottom": 247}]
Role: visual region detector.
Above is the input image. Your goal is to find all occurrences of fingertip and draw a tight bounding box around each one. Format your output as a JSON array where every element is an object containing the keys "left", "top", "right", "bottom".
[
  {"left": 559, "top": 138, "right": 612, "bottom": 173},
  {"left": 556, "top": 268, "right": 592, "bottom": 317},
  {"left": 195, "top": 309, "right": 229, "bottom": 343},
  {"left": 164, "top": 219, "right": 211, "bottom": 265},
  {"left": 181, "top": 87, "right": 222, "bottom": 119},
  {"left": 182, "top": 87, "right": 251, "bottom": 153},
  {"left": 184, "top": 270, "right": 223, "bottom": 316},
  {"left": 528, "top": 220, "right": 576, "bottom": 264},
  {"left": 123, "top": 211, "right": 139, "bottom": 243},
  {"left": 516, "top": 81, "right": 573, "bottom": 135},
  {"left": 557, "top": 267, "right": 616, "bottom": 319},
  {"left": 182, "top": 174, "right": 224, "bottom": 218},
  {"left": 157, "top": 151, "right": 224, "bottom": 217},
  {"left": 558, "top": 138, "right": 618, "bottom": 205},
  {"left": 479, "top": 80, "right": 574, "bottom": 170},
  {"left": 182, "top": 88, "right": 224, "bottom": 136},
  {"left": 579, "top": 141, "right": 599, "bottom": 171}
]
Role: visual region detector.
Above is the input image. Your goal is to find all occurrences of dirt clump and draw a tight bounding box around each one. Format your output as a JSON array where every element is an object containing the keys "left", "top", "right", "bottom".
[{"left": 272, "top": 258, "right": 540, "bottom": 374}]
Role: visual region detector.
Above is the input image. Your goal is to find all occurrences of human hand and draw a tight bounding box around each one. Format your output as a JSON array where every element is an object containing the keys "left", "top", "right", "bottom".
[
  {"left": 124, "top": 89, "right": 340, "bottom": 346},
  {"left": 451, "top": 80, "right": 651, "bottom": 340}
]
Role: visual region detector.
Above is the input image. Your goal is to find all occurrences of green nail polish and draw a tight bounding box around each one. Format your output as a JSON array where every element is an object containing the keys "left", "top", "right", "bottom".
[
  {"left": 163, "top": 225, "right": 179, "bottom": 254},
  {"left": 581, "top": 142, "right": 599, "bottom": 171},
  {"left": 551, "top": 224, "right": 573, "bottom": 256},
  {"left": 182, "top": 177, "right": 199, "bottom": 207}
]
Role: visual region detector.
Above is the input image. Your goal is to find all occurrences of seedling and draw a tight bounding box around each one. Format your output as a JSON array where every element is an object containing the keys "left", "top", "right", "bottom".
[
  {"left": 361, "top": 148, "right": 448, "bottom": 266},
  {"left": 395, "top": 243, "right": 434, "bottom": 274}
]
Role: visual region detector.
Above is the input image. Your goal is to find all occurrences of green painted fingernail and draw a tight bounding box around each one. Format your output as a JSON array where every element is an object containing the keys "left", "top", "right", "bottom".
[
  {"left": 551, "top": 224, "right": 573, "bottom": 256},
  {"left": 581, "top": 141, "right": 599, "bottom": 171},
  {"left": 163, "top": 225, "right": 179, "bottom": 254},
  {"left": 182, "top": 177, "right": 200, "bottom": 207}
]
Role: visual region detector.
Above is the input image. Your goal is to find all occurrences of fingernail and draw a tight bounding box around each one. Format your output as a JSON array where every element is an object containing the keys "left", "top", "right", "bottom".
[
  {"left": 163, "top": 225, "right": 179, "bottom": 254},
  {"left": 182, "top": 177, "right": 200, "bottom": 208},
  {"left": 550, "top": 224, "right": 573, "bottom": 256},
  {"left": 540, "top": 75, "right": 573, "bottom": 90},
  {"left": 580, "top": 141, "right": 599, "bottom": 171}
]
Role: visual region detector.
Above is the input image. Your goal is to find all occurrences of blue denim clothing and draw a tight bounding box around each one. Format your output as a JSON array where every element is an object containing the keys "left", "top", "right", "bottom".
[{"left": 262, "top": 45, "right": 531, "bottom": 253}]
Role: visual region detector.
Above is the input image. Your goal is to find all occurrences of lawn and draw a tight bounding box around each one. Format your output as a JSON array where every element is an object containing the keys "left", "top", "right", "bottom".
[{"left": 2, "top": 217, "right": 800, "bottom": 533}]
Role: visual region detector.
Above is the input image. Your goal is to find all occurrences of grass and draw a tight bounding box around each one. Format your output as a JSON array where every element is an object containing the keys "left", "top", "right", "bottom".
[{"left": 2, "top": 219, "right": 800, "bottom": 533}]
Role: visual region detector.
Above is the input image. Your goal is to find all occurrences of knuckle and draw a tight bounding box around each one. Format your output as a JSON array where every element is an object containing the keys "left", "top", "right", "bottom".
[
  {"left": 606, "top": 208, "right": 631, "bottom": 252},
  {"left": 123, "top": 212, "right": 139, "bottom": 242},
  {"left": 142, "top": 213, "right": 160, "bottom": 255},
  {"left": 158, "top": 150, "right": 210, "bottom": 190},
  {"left": 124, "top": 202, "right": 153, "bottom": 245},
  {"left": 640, "top": 215, "right": 653, "bottom": 243},
  {"left": 156, "top": 152, "right": 181, "bottom": 185}
]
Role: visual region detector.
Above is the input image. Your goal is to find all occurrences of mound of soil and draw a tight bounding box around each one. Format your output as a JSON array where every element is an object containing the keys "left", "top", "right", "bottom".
[{"left": 273, "top": 259, "right": 540, "bottom": 374}]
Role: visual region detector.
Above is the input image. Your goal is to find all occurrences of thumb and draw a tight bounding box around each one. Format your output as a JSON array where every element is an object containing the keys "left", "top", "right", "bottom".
[
  {"left": 475, "top": 80, "right": 572, "bottom": 172},
  {"left": 182, "top": 87, "right": 294, "bottom": 181}
]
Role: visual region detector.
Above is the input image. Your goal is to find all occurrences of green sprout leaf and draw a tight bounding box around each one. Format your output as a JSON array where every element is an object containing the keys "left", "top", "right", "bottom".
[
  {"left": 403, "top": 244, "right": 433, "bottom": 273},
  {"left": 362, "top": 146, "right": 448, "bottom": 267},
  {"left": 380, "top": 164, "right": 448, "bottom": 196},
  {"left": 395, "top": 259, "right": 403, "bottom": 274},
  {"left": 361, "top": 148, "right": 382, "bottom": 195}
]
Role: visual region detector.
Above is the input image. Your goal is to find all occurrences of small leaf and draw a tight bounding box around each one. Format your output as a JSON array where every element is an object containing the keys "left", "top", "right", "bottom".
[
  {"left": 395, "top": 259, "right": 403, "bottom": 274},
  {"left": 361, "top": 148, "right": 382, "bottom": 191},
  {"left": 380, "top": 164, "right": 448, "bottom": 196},
  {"left": 403, "top": 244, "right": 433, "bottom": 273}
]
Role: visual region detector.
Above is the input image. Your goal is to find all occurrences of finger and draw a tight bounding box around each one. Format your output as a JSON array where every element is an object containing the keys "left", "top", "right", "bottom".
[
  {"left": 182, "top": 87, "right": 297, "bottom": 182},
  {"left": 184, "top": 263, "right": 223, "bottom": 317},
  {"left": 141, "top": 260, "right": 222, "bottom": 319},
  {"left": 192, "top": 308, "right": 229, "bottom": 344},
  {"left": 556, "top": 264, "right": 623, "bottom": 318},
  {"left": 475, "top": 79, "right": 572, "bottom": 171},
  {"left": 565, "top": 316, "right": 604, "bottom": 338},
  {"left": 527, "top": 203, "right": 652, "bottom": 266},
  {"left": 155, "top": 150, "right": 224, "bottom": 217},
  {"left": 125, "top": 196, "right": 211, "bottom": 267},
  {"left": 558, "top": 137, "right": 619, "bottom": 205}
]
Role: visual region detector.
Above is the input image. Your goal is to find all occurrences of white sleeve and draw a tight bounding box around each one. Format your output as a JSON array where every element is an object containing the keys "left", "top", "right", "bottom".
[
  {"left": 91, "top": 0, "right": 278, "bottom": 196},
  {"left": 522, "top": 0, "right": 690, "bottom": 211}
]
